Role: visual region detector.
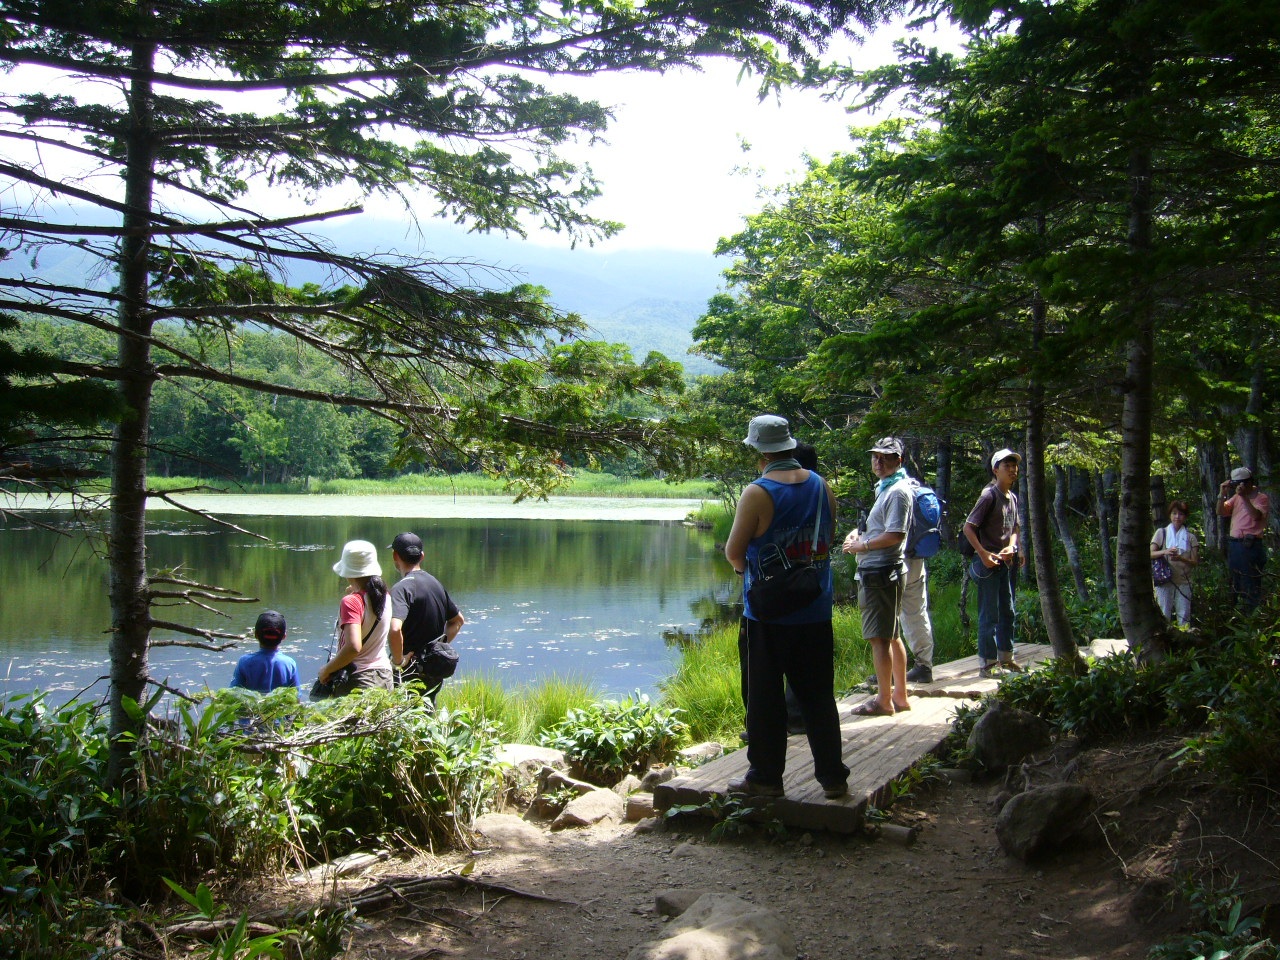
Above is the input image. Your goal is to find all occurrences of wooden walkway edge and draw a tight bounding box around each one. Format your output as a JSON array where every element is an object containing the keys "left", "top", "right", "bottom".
[{"left": 653, "top": 639, "right": 1126, "bottom": 834}]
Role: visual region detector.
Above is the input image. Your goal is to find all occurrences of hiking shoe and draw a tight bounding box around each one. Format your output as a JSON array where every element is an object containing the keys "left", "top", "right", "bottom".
[
  {"left": 906, "top": 664, "right": 933, "bottom": 684},
  {"left": 727, "top": 776, "right": 784, "bottom": 798},
  {"left": 978, "top": 664, "right": 996, "bottom": 679},
  {"left": 821, "top": 781, "right": 848, "bottom": 800},
  {"left": 999, "top": 657, "right": 1025, "bottom": 674}
]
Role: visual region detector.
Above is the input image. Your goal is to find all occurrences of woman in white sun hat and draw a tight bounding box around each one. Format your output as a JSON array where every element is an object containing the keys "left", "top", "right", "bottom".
[{"left": 316, "top": 539, "right": 394, "bottom": 696}]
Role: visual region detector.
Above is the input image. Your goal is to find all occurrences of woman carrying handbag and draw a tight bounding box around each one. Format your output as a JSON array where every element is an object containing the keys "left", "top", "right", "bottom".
[{"left": 1150, "top": 501, "right": 1198, "bottom": 626}]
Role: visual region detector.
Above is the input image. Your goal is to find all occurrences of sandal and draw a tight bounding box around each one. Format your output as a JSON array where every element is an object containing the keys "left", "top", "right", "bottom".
[
  {"left": 850, "top": 699, "right": 894, "bottom": 717},
  {"left": 892, "top": 700, "right": 912, "bottom": 713}
]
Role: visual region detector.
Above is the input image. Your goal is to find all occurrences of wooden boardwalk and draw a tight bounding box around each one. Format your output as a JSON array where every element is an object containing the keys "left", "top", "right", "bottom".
[{"left": 653, "top": 639, "right": 1126, "bottom": 834}]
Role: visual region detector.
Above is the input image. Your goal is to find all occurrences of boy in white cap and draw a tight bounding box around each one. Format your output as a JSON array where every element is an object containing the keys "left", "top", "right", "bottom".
[{"left": 963, "top": 448, "right": 1026, "bottom": 677}]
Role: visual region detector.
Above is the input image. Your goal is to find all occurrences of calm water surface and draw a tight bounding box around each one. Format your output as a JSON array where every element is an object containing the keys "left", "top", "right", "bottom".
[{"left": 0, "top": 497, "right": 737, "bottom": 704}]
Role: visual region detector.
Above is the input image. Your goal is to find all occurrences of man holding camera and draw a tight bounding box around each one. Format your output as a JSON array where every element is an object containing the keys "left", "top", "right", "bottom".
[
  {"left": 964, "top": 449, "right": 1026, "bottom": 678},
  {"left": 388, "top": 532, "right": 465, "bottom": 702},
  {"left": 1218, "top": 468, "right": 1271, "bottom": 612}
]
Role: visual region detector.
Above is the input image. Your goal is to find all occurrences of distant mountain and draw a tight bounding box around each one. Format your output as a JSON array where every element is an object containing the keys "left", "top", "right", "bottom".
[{"left": 4, "top": 212, "right": 728, "bottom": 376}]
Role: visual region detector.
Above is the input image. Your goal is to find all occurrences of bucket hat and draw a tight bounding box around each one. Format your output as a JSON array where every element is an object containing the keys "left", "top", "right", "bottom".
[
  {"left": 743, "top": 415, "right": 796, "bottom": 453},
  {"left": 333, "top": 540, "right": 382, "bottom": 579}
]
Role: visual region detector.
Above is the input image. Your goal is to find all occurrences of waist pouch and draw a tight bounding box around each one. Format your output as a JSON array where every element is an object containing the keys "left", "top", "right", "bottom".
[{"left": 855, "top": 565, "right": 902, "bottom": 589}]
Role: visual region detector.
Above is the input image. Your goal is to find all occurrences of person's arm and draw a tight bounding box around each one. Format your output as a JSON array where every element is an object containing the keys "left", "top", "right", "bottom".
[
  {"left": 319, "top": 594, "right": 364, "bottom": 681},
  {"left": 1150, "top": 528, "right": 1166, "bottom": 559},
  {"left": 444, "top": 612, "right": 465, "bottom": 643},
  {"left": 389, "top": 619, "right": 406, "bottom": 666},
  {"left": 964, "top": 522, "right": 1000, "bottom": 568},
  {"left": 1217, "top": 480, "right": 1235, "bottom": 517},
  {"left": 725, "top": 484, "right": 770, "bottom": 574},
  {"left": 1181, "top": 533, "right": 1199, "bottom": 567}
]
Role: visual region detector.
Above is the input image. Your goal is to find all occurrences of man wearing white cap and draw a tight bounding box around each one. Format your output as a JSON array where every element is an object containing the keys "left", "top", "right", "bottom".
[
  {"left": 1218, "top": 467, "right": 1271, "bottom": 612},
  {"left": 842, "top": 437, "right": 913, "bottom": 716},
  {"left": 724, "top": 415, "right": 848, "bottom": 801},
  {"left": 963, "top": 449, "right": 1026, "bottom": 677}
]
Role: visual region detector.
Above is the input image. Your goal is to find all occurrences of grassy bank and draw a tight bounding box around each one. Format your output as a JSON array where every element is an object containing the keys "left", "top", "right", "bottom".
[
  {"left": 126, "top": 471, "right": 717, "bottom": 499},
  {"left": 442, "top": 570, "right": 980, "bottom": 748}
]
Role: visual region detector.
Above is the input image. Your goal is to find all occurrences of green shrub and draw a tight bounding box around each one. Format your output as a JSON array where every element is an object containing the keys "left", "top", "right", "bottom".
[
  {"left": 0, "top": 695, "right": 118, "bottom": 960},
  {"left": 440, "top": 673, "right": 602, "bottom": 744},
  {"left": 540, "top": 692, "right": 686, "bottom": 785},
  {"left": 294, "top": 688, "right": 504, "bottom": 855}
]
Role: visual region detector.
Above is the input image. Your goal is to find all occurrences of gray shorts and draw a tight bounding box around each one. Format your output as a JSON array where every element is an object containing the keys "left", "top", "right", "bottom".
[
  {"left": 857, "top": 568, "right": 903, "bottom": 641},
  {"left": 336, "top": 666, "right": 394, "bottom": 696}
]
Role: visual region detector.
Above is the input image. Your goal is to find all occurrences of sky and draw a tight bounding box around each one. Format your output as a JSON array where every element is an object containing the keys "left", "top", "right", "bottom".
[{"left": 367, "top": 20, "right": 967, "bottom": 256}]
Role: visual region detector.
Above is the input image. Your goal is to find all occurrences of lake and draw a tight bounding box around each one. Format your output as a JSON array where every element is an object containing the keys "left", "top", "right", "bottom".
[{"left": 0, "top": 495, "right": 738, "bottom": 705}]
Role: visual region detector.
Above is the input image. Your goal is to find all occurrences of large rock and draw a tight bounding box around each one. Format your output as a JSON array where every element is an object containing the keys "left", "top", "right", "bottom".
[
  {"left": 551, "top": 787, "right": 626, "bottom": 830},
  {"left": 496, "top": 744, "right": 567, "bottom": 779},
  {"left": 472, "top": 813, "right": 546, "bottom": 851},
  {"left": 968, "top": 701, "right": 1053, "bottom": 771},
  {"left": 627, "top": 893, "right": 794, "bottom": 960},
  {"left": 996, "top": 783, "right": 1096, "bottom": 861}
]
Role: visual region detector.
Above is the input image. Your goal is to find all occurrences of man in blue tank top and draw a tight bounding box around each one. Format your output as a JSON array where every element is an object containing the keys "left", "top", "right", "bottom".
[{"left": 724, "top": 415, "right": 849, "bottom": 801}]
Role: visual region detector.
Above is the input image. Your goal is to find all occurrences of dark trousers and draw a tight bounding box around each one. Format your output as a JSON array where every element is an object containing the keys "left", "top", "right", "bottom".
[
  {"left": 1227, "top": 538, "right": 1267, "bottom": 612},
  {"left": 742, "top": 617, "right": 848, "bottom": 789},
  {"left": 738, "top": 619, "right": 805, "bottom": 732}
]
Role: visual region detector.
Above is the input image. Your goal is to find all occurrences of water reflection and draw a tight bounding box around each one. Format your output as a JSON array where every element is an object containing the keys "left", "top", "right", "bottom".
[{"left": 0, "top": 511, "right": 739, "bottom": 703}]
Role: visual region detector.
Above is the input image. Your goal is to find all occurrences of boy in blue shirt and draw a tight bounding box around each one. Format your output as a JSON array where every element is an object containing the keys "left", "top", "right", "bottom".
[{"left": 230, "top": 610, "right": 301, "bottom": 693}]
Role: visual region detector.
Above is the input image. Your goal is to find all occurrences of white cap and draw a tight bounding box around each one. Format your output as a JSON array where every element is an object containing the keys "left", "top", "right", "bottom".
[{"left": 990, "top": 448, "right": 1022, "bottom": 471}]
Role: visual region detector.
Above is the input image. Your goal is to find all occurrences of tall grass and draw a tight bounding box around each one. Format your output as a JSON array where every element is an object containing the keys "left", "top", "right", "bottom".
[
  {"left": 439, "top": 673, "right": 603, "bottom": 744},
  {"left": 134, "top": 471, "right": 716, "bottom": 499}
]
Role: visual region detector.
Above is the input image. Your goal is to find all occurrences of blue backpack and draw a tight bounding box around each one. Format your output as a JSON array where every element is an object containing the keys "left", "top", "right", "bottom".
[{"left": 906, "top": 480, "right": 943, "bottom": 560}]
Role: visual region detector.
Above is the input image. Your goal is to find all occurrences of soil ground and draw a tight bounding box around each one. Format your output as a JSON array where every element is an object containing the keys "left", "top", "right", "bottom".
[{"left": 274, "top": 735, "right": 1280, "bottom": 960}]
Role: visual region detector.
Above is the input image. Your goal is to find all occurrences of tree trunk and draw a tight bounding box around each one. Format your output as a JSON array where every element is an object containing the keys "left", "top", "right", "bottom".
[
  {"left": 1018, "top": 464, "right": 1033, "bottom": 585},
  {"left": 1115, "top": 144, "right": 1168, "bottom": 662},
  {"left": 1196, "top": 442, "right": 1223, "bottom": 550},
  {"left": 935, "top": 436, "right": 952, "bottom": 545},
  {"left": 1094, "top": 469, "right": 1117, "bottom": 593},
  {"left": 1053, "top": 464, "right": 1089, "bottom": 600},
  {"left": 1026, "top": 278, "right": 1080, "bottom": 666},
  {"left": 107, "top": 32, "right": 159, "bottom": 787},
  {"left": 1150, "top": 475, "right": 1167, "bottom": 527}
]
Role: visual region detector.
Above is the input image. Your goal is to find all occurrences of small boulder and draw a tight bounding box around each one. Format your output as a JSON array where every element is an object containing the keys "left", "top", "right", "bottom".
[
  {"left": 539, "top": 767, "right": 599, "bottom": 797},
  {"left": 626, "top": 793, "right": 657, "bottom": 822},
  {"left": 627, "top": 893, "right": 794, "bottom": 960},
  {"left": 996, "top": 783, "right": 1096, "bottom": 861},
  {"left": 678, "top": 742, "right": 724, "bottom": 763},
  {"left": 496, "top": 744, "right": 567, "bottom": 779},
  {"left": 641, "top": 766, "right": 679, "bottom": 790},
  {"left": 968, "top": 701, "right": 1053, "bottom": 772},
  {"left": 655, "top": 889, "right": 712, "bottom": 918},
  {"left": 551, "top": 787, "right": 625, "bottom": 830},
  {"left": 614, "top": 774, "right": 644, "bottom": 797}
]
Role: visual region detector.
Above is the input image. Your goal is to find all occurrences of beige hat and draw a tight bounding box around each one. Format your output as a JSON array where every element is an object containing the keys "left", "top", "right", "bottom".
[
  {"left": 1231, "top": 467, "right": 1253, "bottom": 483},
  {"left": 333, "top": 540, "right": 382, "bottom": 579}
]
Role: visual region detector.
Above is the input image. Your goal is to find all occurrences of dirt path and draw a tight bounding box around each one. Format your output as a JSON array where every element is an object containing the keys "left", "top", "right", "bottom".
[{"left": 324, "top": 771, "right": 1179, "bottom": 960}]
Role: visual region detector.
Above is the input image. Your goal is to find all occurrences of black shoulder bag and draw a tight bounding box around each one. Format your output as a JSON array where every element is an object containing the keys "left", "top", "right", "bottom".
[{"left": 747, "top": 481, "right": 825, "bottom": 621}]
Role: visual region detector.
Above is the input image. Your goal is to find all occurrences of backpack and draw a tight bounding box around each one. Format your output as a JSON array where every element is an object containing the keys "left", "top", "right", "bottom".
[{"left": 906, "top": 479, "right": 944, "bottom": 560}]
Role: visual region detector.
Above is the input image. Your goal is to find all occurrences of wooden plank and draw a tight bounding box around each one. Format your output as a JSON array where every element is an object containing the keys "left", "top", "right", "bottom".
[
  {"left": 654, "top": 639, "right": 1129, "bottom": 834},
  {"left": 655, "top": 697, "right": 962, "bottom": 834}
]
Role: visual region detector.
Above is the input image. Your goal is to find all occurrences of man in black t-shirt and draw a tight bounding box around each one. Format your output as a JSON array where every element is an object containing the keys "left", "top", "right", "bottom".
[{"left": 388, "top": 532, "right": 465, "bottom": 701}]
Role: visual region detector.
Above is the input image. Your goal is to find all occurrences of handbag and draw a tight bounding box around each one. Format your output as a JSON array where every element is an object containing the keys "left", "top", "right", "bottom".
[
  {"left": 405, "top": 635, "right": 459, "bottom": 681},
  {"left": 310, "top": 610, "right": 379, "bottom": 700},
  {"left": 1151, "top": 527, "right": 1173, "bottom": 586},
  {"left": 746, "top": 482, "right": 825, "bottom": 621},
  {"left": 1151, "top": 556, "right": 1173, "bottom": 586}
]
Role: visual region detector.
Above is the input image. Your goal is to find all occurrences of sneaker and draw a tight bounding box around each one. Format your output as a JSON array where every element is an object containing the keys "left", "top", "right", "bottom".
[
  {"left": 726, "top": 776, "right": 785, "bottom": 798},
  {"left": 821, "top": 781, "right": 848, "bottom": 800},
  {"left": 906, "top": 664, "right": 933, "bottom": 684}
]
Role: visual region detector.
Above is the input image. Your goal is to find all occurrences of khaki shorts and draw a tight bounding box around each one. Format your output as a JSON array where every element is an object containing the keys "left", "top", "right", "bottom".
[{"left": 857, "top": 567, "right": 903, "bottom": 641}]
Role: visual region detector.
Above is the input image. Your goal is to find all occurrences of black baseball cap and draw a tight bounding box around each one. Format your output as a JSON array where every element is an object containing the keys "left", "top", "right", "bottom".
[
  {"left": 390, "top": 532, "right": 424, "bottom": 560},
  {"left": 254, "top": 610, "right": 287, "bottom": 642}
]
